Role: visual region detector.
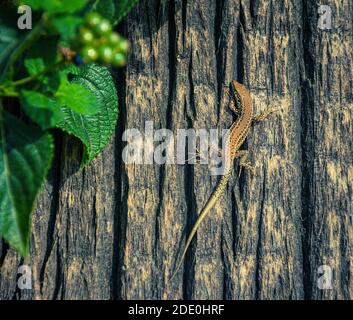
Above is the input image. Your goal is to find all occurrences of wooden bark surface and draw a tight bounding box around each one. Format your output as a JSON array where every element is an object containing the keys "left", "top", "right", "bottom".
[{"left": 0, "top": 0, "right": 352, "bottom": 300}]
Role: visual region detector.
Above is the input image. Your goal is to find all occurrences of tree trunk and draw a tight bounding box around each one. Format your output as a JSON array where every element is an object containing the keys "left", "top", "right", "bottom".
[{"left": 0, "top": 0, "right": 352, "bottom": 300}]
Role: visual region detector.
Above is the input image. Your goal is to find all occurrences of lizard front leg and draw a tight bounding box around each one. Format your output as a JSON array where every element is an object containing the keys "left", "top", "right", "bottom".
[
  {"left": 187, "top": 145, "right": 225, "bottom": 164},
  {"left": 252, "top": 107, "right": 278, "bottom": 123},
  {"left": 233, "top": 150, "right": 255, "bottom": 176}
]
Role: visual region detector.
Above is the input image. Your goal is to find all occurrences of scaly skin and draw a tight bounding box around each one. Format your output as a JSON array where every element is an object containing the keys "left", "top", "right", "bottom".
[{"left": 171, "top": 81, "right": 254, "bottom": 280}]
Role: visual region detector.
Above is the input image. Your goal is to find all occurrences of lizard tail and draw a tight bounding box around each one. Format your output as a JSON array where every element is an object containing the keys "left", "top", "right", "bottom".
[{"left": 170, "top": 174, "right": 230, "bottom": 280}]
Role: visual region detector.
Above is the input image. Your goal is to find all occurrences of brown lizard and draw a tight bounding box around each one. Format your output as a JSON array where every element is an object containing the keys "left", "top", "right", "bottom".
[{"left": 171, "top": 80, "right": 274, "bottom": 279}]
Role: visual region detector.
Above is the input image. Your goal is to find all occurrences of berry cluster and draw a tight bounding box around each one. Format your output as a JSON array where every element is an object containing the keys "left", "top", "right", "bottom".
[{"left": 77, "top": 12, "right": 129, "bottom": 67}]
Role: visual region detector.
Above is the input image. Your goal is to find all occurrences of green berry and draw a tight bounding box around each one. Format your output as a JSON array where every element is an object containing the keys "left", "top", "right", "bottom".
[
  {"left": 91, "top": 39, "right": 101, "bottom": 48},
  {"left": 79, "top": 27, "right": 94, "bottom": 44},
  {"left": 80, "top": 46, "right": 98, "bottom": 62},
  {"left": 116, "top": 39, "right": 129, "bottom": 54},
  {"left": 98, "top": 36, "right": 109, "bottom": 45},
  {"left": 85, "top": 12, "right": 102, "bottom": 28},
  {"left": 95, "top": 18, "right": 112, "bottom": 36},
  {"left": 108, "top": 32, "right": 122, "bottom": 45},
  {"left": 112, "top": 52, "right": 126, "bottom": 67},
  {"left": 98, "top": 45, "right": 114, "bottom": 63}
]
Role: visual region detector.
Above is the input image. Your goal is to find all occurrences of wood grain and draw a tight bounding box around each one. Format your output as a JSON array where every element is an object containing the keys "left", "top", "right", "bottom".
[{"left": 0, "top": 0, "right": 352, "bottom": 300}]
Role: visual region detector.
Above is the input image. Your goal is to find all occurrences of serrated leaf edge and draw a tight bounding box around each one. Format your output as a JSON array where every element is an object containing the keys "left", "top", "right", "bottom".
[{"left": 0, "top": 111, "right": 54, "bottom": 256}]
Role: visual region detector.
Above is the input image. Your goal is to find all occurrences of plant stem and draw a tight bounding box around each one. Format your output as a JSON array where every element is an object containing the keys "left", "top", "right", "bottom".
[
  {"left": 10, "top": 59, "right": 65, "bottom": 87},
  {"left": 0, "top": 53, "right": 64, "bottom": 98},
  {"left": 0, "top": 92, "right": 19, "bottom": 98},
  {"left": 1, "top": 16, "right": 47, "bottom": 83}
]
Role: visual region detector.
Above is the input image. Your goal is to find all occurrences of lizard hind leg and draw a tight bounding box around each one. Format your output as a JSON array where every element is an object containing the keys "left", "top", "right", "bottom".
[
  {"left": 187, "top": 144, "right": 225, "bottom": 165},
  {"left": 233, "top": 150, "right": 255, "bottom": 177},
  {"left": 252, "top": 107, "right": 278, "bottom": 123}
]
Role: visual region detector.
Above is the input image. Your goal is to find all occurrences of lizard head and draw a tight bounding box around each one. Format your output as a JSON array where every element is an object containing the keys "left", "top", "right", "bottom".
[{"left": 231, "top": 80, "right": 252, "bottom": 110}]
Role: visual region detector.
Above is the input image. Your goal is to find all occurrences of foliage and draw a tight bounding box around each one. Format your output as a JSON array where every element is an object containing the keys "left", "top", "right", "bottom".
[{"left": 0, "top": 0, "right": 139, "bottom": 255}]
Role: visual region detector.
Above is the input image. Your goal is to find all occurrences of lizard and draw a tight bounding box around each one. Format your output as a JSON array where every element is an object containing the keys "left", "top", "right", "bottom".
[{"left": 171, "top": 80, "right": 274, "bottom": 280}]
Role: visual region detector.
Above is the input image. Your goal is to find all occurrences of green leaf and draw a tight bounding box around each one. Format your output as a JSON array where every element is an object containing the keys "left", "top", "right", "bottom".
[
  {"left": 24, "top": 37, "right": 58, "bottom": 76},
  {"left": 114, "top": 0, "right": 140, "bottom": 24},
  {"left": 0, "top": 110, "right": 54, "bottom": 256},
  {"left": 20, "top": 90, "right": 64, "bottom": 129},
  {"left": 90, "top": 0, "right": 116, "bottom": 22},
  {"left": 51, "top": 15, "right": 83, "bottom": 42},
  {"left": 19, "top": 0, "right": 87, "bottom": 14},
  {"left": 0, "top": 8, "right": 28, "bottom": 81},
  {"left": 89, "top": 0, "right": 139, "bottom": 25},
  {"left": 55, "top": 80, "right": 99, "bottom": 115},
  {"left": 56, "top": 64, "right": 118, "bottom": 167}
]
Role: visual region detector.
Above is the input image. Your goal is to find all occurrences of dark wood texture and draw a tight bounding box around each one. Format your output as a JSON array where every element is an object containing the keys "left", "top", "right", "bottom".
[{"left": 0, "top": 0, "right": 352, "bottom": 300}]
